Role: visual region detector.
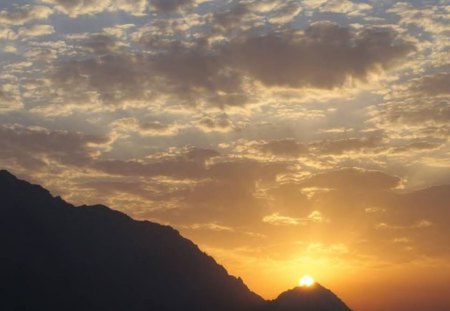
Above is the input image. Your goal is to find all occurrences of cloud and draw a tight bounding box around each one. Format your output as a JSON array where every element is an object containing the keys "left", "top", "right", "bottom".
[
  {"left": 246, "top": 136, "right": 384, "bottom": 160},
  {"left": 43, "top": 21, "right": 414, "bottom": 113},
  {"left": 392, "top": 141, "right": 442, "bottom": 154},
  {"left": 373, "top": 72, "right": 450, "bottom": 140},
  {"left": 211, "top": 4, "right": 253, "bottom": 32},
  {"left": 93, "top": 147, "right": 222, "bottom": 179},
  {"left": 0, "top": 5, "right": 53, "bottom": 25},
  {"left": 227, "top": 22, "right": 414, "bottom": 89},
  {"left": 262, "top": 213, "right": 301, "bottom": 226},
  {"left": 111, "top": 117, "right": 186, "bottom": 137},
  {"left": 383, "top": 99, "right": 450, "bottom": 129},
  {"left": 50, "top": 52, "right": 152, "bottom": 107},
  {"left": 300, "top": 168, "right": 402, "bottom": 191},
  {"left": 197, "top": 115, "right": 235, "bottom": 133},
  {"left": 375, "top": 220, "right": 433, "bottom": 230},
  {"left": 41, "top": 0, "right": 148, "bottom": 16},
  {"left": 267, "top": 2, "right": 302, "bottom": 24},
  {"left": 41, "top": 0, "right": 197, "bottom": 16},
  {"left": 41, "top": 0, "right": 109, "bottom": 17},
  {"left": 259, "top": 139, "right": 308, "bottom": 157},
  {"left": 411, "top": 72, "right": 450, "bottom": 96},
  {"left": 150, "top": 0, "right": 195, "bottom": 12},
  {"left": 173, "top": 160, "right": 287, "bottom": 225},
  {"left": 90, "top": 152, "right": 288, "bottom": 224},
  {"left": 18, "top": 24, "right": 55, "bottom": 38},
  {"left": 311, "top": 136, "right": 383, "bottom": 154},
  {"left": 80, "top": 34, "right": 122, "bottom": 54},
  {"left": 262, "top": 210, "right": 326, "bottom": 226},
  {"left": 0, "top": 84, "right": 23, "bottom": 112},
  {"left": 0, "top": 124, "right": 106, "bottom": 169},
  {"left": 0, "top": 26, "right": 17, "bottom": 40},
  {"left": 388, "top": 2, "right": 450, "bottom": 35},
  {"left": 317, "top": 0, "right": 372, "bottom": 15}
]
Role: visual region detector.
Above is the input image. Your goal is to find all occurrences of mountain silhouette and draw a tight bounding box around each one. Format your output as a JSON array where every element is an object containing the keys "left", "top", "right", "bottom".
[
  {"left": 0, "top": 170, "right": 263, "bottom": 311},
  {"left": 267, "top": 284, "right": 352, "bottom": 311},
  {"left": 0, "top": 170, "right": 352, "bottom": 311}
]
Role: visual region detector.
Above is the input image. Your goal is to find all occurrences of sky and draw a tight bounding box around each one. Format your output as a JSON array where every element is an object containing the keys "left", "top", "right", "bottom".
[{"left": 0, "top": 0, "right": 449, "bottom": 310}]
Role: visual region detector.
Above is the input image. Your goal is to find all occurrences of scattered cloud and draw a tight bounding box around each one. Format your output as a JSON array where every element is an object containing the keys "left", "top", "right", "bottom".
[
  {"left": 18, "top": 24, "right": 55, "bottom": 38},
  {"left": 0, "top": 124, "right": 106, "bottom": 169},
  {"left": 41, "top": 0, "right": 148, "bottom": 16},
  {"left": 0, "top": 5, "right": 53, "bottom": 25}
]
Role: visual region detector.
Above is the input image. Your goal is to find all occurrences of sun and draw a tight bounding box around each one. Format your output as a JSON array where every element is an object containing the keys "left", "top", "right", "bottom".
[{"left": 299, "top": 275, "right": 315, "bottom": 287}]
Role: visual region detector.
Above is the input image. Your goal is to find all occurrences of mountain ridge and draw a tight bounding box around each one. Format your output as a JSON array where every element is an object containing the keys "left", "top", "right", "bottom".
[
  {"left": 0, "top": 169, "right": 264, "bottom": 311},
  {"left": 0, "top": 169, "right": 352, "bottom": 311}
]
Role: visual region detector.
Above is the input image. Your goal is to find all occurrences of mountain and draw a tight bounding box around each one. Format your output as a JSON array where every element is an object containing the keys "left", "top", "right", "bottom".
[
  {"left": 0, "top": 169, "right": 353, "bottom": 311},
  {"left": 0, "top": 170, "right": 264, "bottom": 311},
  {"left": 267, "top": 284, "right": 352, "bottom": 311}
]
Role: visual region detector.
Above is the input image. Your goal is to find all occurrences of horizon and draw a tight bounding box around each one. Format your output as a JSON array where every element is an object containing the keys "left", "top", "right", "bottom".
[{"left": 1, "top": 0, "right": 449, "bottom": 310}]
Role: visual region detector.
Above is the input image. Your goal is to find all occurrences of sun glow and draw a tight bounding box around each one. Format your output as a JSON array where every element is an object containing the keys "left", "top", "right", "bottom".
[{"left": 299, "top": 275, "right": 315, "bottom": 287}]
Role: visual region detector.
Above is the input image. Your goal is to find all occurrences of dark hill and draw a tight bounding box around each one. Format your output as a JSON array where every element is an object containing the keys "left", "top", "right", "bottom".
[
  {"left": 268, "top": 284, "right": 352, "bottom": 311},
  {"left": 0, "top": 170, "right": 264, "bottom": 311}
]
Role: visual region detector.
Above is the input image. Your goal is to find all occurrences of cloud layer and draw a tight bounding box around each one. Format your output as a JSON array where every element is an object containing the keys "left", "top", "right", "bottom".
[{"left": 1, "top": 0, "right": 449, "bottom": 307}]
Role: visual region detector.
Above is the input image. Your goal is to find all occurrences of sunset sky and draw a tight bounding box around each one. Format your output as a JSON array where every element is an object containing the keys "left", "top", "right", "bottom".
[{"left": 1, "top": 0, "right": 449, "bottom": 310}]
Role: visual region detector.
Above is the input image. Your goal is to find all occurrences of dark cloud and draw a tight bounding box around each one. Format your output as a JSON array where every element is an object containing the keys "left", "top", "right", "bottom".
[
  {"left": 79, "top": 179, "right": 189, "bottom": 205},
  {"left": 41, "top": 0, "right": 147, "bottom": 16},
  {"left": 151, "top": 0, "right": 195, "bottom": 12},
  {"left": 151, "top": 41, "right": 242, "bottom": 99},
  {"left": 0, "top": 5, "right": 52, "bottom": 25},
  {"left": 375, "top": 72, "right": 450, "bottom": 138},
  {"left": 94, "top": 152, "right": 286, "bottom": 183},
  {"left": 94, "top": 158, "right": 207, "bottom": 179},
  {"left": 93, "top": 147, "right": 221, "bottom": 180},
  {"left": 227, "top": 22, "right": 415, "bottom": 88},
  {"left": 110, "top": 117, "right": 184, "bottom": 137},
  {"left": 81, "top": 34, "right": 120, "bottom": 54},
  {"left": 51, "top": 53, "right": 152, "bottom": 106},
  {"left": 255, "top": 136, "right": 383, "bottom": 158},
  {"left": 184, "top": 147, "right": 220, "bottom": 161},
  {"left": 89, "top": 149, "right": 288, "bottom": 225},
  {"left": 301, "top": 168, "right": 402, "bottom": 191},
  {"left": 153, "top": 160, "right": 287, "bottom": 225},
  {"left": 0, "top": 124, "right": 106, "bottom": 169},
  {"left": 141, "top": 121, "right": 171, "bottom": 131},
  {"left": 47, "top": 22, "right": 414, "bottom": 110},
  {"left": 311, "top": 136, "right": 383, "bottom": 154},
  {"left": 50, "top": 38, "right": 243, "bottom": 107},
  {"left": 259, "top": 139, "right": 308, "bottom": 157},
  {"left": 380, "top": 97, "right": 450, "bottom": 128},
  {"left": 0, "top": 84, "right": 22, "bottom": 111},
  {"left": 211, "top": 4, "right": 253, "bottom": 33},
  {"left": 197, "top": 115, "right": 234, "bottom": 132},
  {"left": 392, "top": 141, "right": 442, "bottom": 153},
  {"left": 412, "top": 72, "right": 450, "bottom": 96}
]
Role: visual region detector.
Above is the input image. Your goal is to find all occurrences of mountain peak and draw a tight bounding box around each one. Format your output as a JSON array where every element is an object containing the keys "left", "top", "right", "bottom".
[
  {"left": 0, "top": 169, "right": 55, "bottom": 210},
  {"left": 0, "top": 169, "right": 16, "bottom": 179},
  {"left": 269, "top": 284, "right": 352, "bottom": 311}
]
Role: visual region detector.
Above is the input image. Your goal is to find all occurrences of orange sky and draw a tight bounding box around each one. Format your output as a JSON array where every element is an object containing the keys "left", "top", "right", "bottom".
[{"left": 1, "top": 0, "right": 449, "bottom": 309}]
